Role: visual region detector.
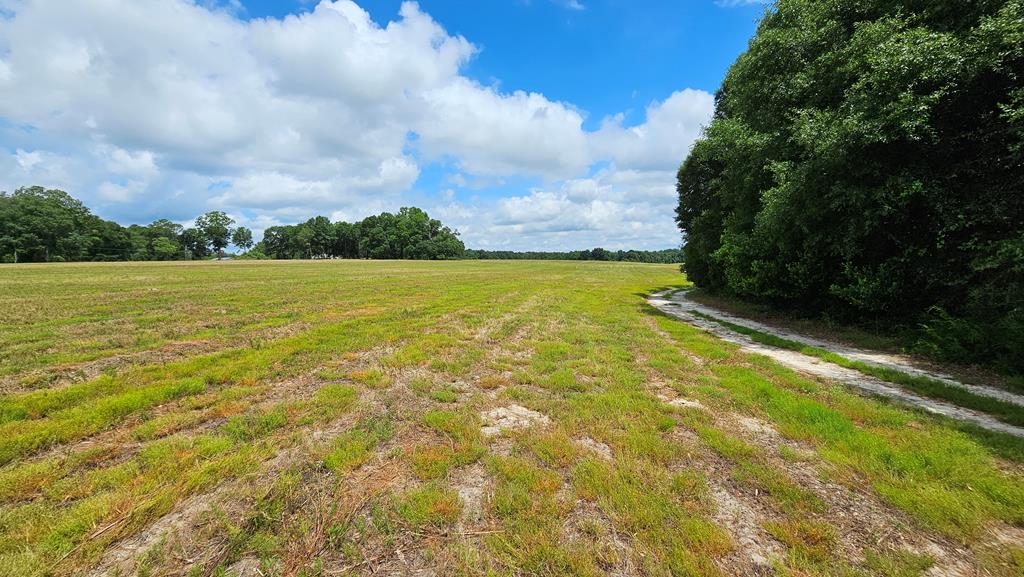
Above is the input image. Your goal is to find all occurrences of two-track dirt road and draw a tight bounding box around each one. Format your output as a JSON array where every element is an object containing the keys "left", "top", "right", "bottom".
[{"left": 648, "top": 289, "right": 1024, "bottom": 438}]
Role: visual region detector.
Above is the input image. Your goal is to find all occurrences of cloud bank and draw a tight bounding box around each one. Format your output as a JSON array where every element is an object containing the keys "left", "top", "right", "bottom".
[{"left": 0, "top": 0, "right": 713, "bottom": 250}]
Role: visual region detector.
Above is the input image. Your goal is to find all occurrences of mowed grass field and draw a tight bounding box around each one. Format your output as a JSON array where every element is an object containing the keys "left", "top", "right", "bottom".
[{"left": 0, "top": 260, "right": 1022, "bottom": 577}]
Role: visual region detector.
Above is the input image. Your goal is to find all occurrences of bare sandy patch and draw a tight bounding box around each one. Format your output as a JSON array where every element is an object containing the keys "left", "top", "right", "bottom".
[
  {"left": 576, "top": 436, "right": 613, "bottom": 460},
  {"left": 480, "top": 404, "right": 550, "bottom": 437}
]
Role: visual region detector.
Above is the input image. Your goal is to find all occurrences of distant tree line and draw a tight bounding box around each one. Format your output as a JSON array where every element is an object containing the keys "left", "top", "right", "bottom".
[
  {"left": 1, "top": 185, "right": 680, "bottom": 266},
  {"left": 675, "top": 0, "right": 1024, "bottom": 373},
  {"left": 0, "top": 188, "right": 465, "bottom": 262},
  {"left": 256, "top": 207, "right": 465, "bottom": 260},
  {"left": 0, "top": 186, "right": 252, "bottom": 262},
  {"left": 463, "top": 248, "right": 682, "bottom": 263}
]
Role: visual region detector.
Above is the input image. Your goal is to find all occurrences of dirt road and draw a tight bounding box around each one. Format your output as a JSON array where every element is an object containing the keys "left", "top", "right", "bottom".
[{"left": 648, "top": 290, "right": 1024, "bottom": 438}]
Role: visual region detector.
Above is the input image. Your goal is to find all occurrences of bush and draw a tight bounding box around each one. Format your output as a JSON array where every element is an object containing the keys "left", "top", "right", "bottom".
[{"left": 914, "top": 308, "right": 1024, "bottom": 375}]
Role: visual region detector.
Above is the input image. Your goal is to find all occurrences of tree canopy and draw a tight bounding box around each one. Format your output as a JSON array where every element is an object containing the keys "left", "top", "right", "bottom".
[
  {"left": 0, "top": 186, "right": 100, "bottom": 262},
  {"left": 258, "top": 207, "right": 465, "bottom": 260},
  {"left": 194, "top": 211, "right": 235, "bottom": 256},
  {"left": 231, "top": 227, "right": 254, "bottom": 251},
  {"left": 676, "top": 0, "right": 1024, "bottom": 372},
  {"left": 1, "top": 188, "right": 247, "bottom": 262}
]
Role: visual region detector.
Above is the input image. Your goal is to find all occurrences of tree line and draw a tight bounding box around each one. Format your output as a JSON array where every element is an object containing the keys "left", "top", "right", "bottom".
[
  {"left": 0, "top": 187, "right": 461, "bottom": 263},
  {"left": 2, "top": 186, "right": 683, "bottom": 265},
  {"left": 675, "top": 0, "right": 1023, "bottom": 373},
  {"left": 256, "top": 207, "right": 465, "bottom": 260},
  {"left": 463, "top": 248, "right": 682, "bottom": 263},
  {"left": 0, "top": 186, "right": 252, "bottom": 262}
]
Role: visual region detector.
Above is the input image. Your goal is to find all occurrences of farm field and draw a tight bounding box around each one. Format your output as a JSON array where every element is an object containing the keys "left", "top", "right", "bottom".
[{"left": 0, "top": 260, "right": 1022, "bottom": 577}]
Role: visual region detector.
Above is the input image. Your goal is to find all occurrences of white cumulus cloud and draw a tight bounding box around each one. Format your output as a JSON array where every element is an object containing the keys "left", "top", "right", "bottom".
[
  {"left": 0, "top": 0, "right": 714, "bottom": 248},
  {"left": 592, "top": 89, "right": 715, "bottom": 171}
]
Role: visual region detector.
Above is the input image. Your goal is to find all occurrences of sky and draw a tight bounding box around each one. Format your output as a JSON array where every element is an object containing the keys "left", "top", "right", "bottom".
[{"left": 0, "top": 0, "right": 766, "bottom": 251}]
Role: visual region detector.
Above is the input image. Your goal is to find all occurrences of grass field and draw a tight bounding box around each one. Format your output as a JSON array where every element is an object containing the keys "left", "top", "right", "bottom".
[{"left": 0, "top": 260, "right": 1022, "bottom": 577}]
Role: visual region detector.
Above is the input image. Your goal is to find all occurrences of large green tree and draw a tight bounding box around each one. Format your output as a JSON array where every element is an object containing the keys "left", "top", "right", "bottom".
[
  {"left": 231, "top": 227, "right": 254, "bottom": 251},
  {"left": 676, "top": 0, "right": 1024, "bottom": 371},
  {"left": 180, "top": 228, "right": 210, "bottom": 259},
  {"left": 0, "top": 186, "right": 94, "bottom": 262},
  {"left": 194, "top": 211, "right": 235, "bottom": 257}
]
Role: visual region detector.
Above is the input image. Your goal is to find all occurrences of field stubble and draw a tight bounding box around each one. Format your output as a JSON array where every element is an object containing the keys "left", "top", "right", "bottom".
[{"left": 0, "top": 260, "right": 1021, "bottom": 577}]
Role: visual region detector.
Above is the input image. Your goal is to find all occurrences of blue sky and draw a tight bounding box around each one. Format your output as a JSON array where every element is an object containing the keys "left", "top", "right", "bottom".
[
  {"left": 242, "top": 0, "right": 760, "bottom": 123},
  {"left": 0, "top": 0, "right": 766, "bottom": 250}
]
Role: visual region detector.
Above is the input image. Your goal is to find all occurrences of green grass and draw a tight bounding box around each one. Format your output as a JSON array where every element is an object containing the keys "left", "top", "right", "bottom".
[
  {"left": 410, "top": 408, "right": 486, "bottom": 480},
  {"left": 393, "top": 483, "right": 462, "bottom": 529},
  {"left": 322, "top": 416, "right": 391, "bottom": 473},
  {"left": 0, "top": 260, "right": 1020, "bottom": 576},
  {"left": 429, "top": 387, "right": 459, "bottom": 403}
]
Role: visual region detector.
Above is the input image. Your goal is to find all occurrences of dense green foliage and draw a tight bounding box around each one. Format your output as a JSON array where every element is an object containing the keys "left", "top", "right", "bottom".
[
  {"left": 0, "top": 187, "right": 239, "bottom": 262},
  {"left": 231, "top": 227, "right": 254, "bottom": 251},
  {"left": 0, "top": 186, "right": 254, "bottom": 262},
  {"left": 257, "top": 207, "right": 465, "bottom": 260},
  {"left": 463, "top": 247, "right": 683, "bottom": 263},
  {"left": 194, "top": 211, "right": 237, "bottom": 255},
  {"left": 0, "top": 186, "right": 120, "bottom": 262},
  {"left": 676, "top": 0, "right": 1024, "bottom": 372},
  {"left": 0, "top": 188, "right": 463, "bottom": 262}
]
